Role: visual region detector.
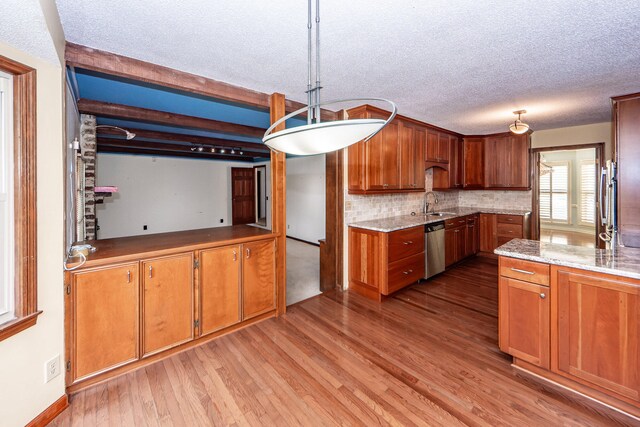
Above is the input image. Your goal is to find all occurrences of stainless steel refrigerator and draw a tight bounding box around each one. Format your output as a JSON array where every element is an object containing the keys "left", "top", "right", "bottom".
[{"left": 599, "top": 160, "right": 620, "bottom": 248}]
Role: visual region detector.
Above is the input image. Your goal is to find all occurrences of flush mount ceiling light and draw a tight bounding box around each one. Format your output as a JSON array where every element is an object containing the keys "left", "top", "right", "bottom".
[
  {"left": 262, "top": 0, "right": 396, "bottom": 156},
  {"left": 509, "top": 110, "right": 530, "bottom": 134},
  {"left": 95, "top": 125, "right": 136, "bottom": 140}
]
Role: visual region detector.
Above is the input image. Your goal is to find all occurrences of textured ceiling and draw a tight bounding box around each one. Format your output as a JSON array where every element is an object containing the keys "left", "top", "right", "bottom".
[
  {"left": 55, "top": 0, "right": 640, "bottom": 134},
  {"left": 0, "top": 0, "right": 61, "bottom": 64}
]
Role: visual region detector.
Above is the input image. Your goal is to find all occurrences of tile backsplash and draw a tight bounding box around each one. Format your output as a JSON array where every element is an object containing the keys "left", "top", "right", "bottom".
[{"left": 345, "top": 168, "right": 532, "bottom": 224}]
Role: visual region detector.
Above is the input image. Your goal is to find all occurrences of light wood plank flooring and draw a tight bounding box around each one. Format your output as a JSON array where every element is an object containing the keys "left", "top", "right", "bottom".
[
  {"left": 540, "top": 228, "right": 596, "bottom": 248},
  {"left": 52, "top": 257, "right": 634, "bottom": 426}
]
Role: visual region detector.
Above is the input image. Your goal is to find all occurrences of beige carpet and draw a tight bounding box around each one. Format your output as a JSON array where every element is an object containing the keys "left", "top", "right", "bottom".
[{"left": 286, "top": 238, "right": 321, "bottom": 305}]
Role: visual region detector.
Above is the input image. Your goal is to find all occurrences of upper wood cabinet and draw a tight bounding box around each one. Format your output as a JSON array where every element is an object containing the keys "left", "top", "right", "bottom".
[
  {"left": 242, "top": 239, "right": 276, "bottom": 320},
  {"left": 485, "top": 134, "right": 530, "bottom": 189},
  {"left": 399, "top": 123, "right": 426, "bottom": 190},
  {"left": 433, "top": 136, "right": 463, "bottom": 190},
  {"left": 553, "top": 268, "right": 640, "bottom": 403},
  {"left": 348, "top": 105, "right": 425, "bottom": 194},
  {"left": 142, "top": 253, "right": 194, "bottom": 357},
  {"left": 71, "top": 263, "right": 139, "bottom": 382},
  {"left": 463, "top": 137, "right": 485, "bottom": 188},
  {"left": 426, "top": 129, "right": 450, "bottom": 164}
]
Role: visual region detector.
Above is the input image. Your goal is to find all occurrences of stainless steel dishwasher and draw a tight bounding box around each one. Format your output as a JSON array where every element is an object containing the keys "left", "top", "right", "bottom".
[{"left": 424, "top": 221, "right": 445, "bottom": 279}]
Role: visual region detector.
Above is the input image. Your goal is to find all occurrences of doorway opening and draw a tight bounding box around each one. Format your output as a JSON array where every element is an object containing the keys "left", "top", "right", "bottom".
[
  {"left": 254, "top": 165, "right": 267, "bottom": 227},
  {"left": 285, "top": 155, "right": 325, "bottom": 305},
  {"left": 532, "top": 143, "right": 604, "bottom": 248}
]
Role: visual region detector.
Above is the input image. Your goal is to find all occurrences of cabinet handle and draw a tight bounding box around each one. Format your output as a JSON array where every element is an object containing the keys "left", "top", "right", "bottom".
[
  {"left": 403, "top": 240, "right": 413, "bottom": 245},
  {"left": 233, "top": 251, "right": 237, "bottom": 261},
  {"left": 148, "top": 265, "right": 153, "bottom": 278},
  {"left": 403, "top": 269, "right": 413, "bottom": 275},
  {"left": 510, "top": 267, "right": 534, "bottom": 275},
  {"left": 540, "top": 293, "right": 546, "bottom": 299},
  {"left": 246, "top": 248, "right": 251, "bottom": 259},
  {"left": 383, "top": 183, "right": 389, "bottom": 188},
  {"left": 454, "top": 230, "right": 460, "bottom": 233},
  {"left": 127, "top": 270, "right": 131, "bottom": 283}
]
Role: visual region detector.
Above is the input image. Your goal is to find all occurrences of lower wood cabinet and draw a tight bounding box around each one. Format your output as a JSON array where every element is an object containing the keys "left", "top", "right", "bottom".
[
  {"left": 199, "top": 245, "right": 241, "bottom": 336},
  {"left": 242, "top": 239, "right": 277, "bottom": 320},
  {"left": 480, "top": 213, "right": 531, "bottom": 253},
  {"left": 499, "top": 256, "right": 640, "bottom": 416},
  {"left": 349, "top": 225, "right": 424, "bottom": 301},
  {"left": 142, "top": 253, "right": 194, "bottom": 356},
  {"left": 445, "top": 215, "right": 477, "bottom": 267},
  {"left": 71, "top": 263, "right": 139, "bottom": 381},
  {"left": 554, "top": 267, "right": 640, "bottom": 403},
  {"left": 67, "top": 235, "right": 277, "bottom": 391}
]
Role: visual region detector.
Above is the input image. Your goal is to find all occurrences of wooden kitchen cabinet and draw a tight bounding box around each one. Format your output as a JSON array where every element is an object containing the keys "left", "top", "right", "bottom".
[
  {"left": 433, "top": 136, "right": 463, "bottom": 190},
  {"left": 465, "top": 215, "right": 479, "bottom": 256},
  {"left": 142, "top": 253, "right": 194, "bottom": 356},
  {"left": 399, "top": 122, "right": 426, "bottom": 190},
  {"left": 243, "top": 239, "right": 276, "bottom": 320},
  {"left": 479, "top": 213, "right": 497, "bottom": 253},
  {"left": 199, "top": 245, "right": 241, "bottom": 336},
  {"left": 499, "top": 259, "right": 550, "bottom": 368},
  {"left": 485, "top": 134, "right": 530, "bottom": 189},
  {"left": 463, "top": 137, "right": 485, "bottom": 188},
  {"left": 71, "top": 263, "right": 139, "bottom": 382},
  {"left": 445, "top": 216, "right": 469, "bottom": 267},
  {"left": 348, "top": 105, "right": 425, "bottom": 194},
  {"left": 349, "top": 225, "right": 424, "bottom": 301},
  {"left": 553, "top": 267, "right": 640, "bottom": 403}
]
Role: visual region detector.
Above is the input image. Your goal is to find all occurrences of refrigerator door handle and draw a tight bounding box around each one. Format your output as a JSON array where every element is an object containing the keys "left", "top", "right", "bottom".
[{"left": 599, "top": 166, "right": 608, "bottom": 227}]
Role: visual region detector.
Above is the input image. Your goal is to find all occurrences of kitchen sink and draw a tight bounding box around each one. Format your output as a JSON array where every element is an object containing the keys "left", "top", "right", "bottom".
[{"left": 426, "top": 212, "right": 454, "bottom": 217}]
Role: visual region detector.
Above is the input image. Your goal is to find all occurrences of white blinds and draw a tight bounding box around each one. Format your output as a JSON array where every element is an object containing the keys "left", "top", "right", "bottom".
[
  {"left": 580, "top": 161, "right": 596, "bottom": 225},
  {"left": 540, "top": 162, "right": 569, "bottom": 223}
]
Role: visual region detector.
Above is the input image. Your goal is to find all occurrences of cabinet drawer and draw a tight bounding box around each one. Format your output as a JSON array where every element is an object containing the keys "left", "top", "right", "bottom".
[
  {"left": 497, "top": 223, "right": 523, "bottom": 237},
  {"left": 388, "top": 226, "right": 424, "bottom": 263},
  {"left": 500, "top": 257, "right": 550, "bottom": 286},
  {"left": 497, "top": 214, "right": 523, "bottom": 225},
  {"left": 445, "top": 216, "right": 468, "bottom": 229},
  {"left": 385, "top": 252, "right": 425, "bottom": 295}
]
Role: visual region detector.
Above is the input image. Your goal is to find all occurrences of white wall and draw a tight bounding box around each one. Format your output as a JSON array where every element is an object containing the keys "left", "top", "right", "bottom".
[
  {"left": 96, "top": 154, "right": 252, "bottom": 239},
  {"left": 0, "top": 14, "right": 66, "bottom": 427},
  {"left": 531, "top": 122, "right": 612, "bottom": 160},
  {"left": 286, "top": 155, "right": 325, "bottom": 243}
]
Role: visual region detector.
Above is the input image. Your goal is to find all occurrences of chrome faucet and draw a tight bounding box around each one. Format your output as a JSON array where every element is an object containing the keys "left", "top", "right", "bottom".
[{"left": 425, "top": 191, "right": 438, "bottom": 213}]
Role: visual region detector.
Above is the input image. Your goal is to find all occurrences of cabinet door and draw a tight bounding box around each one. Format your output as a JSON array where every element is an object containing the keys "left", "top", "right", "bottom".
[
  {"left": 484, "top": 136, "right": 508, "bottom": 188},
  {"left": 479, "top": 213, "right": 497, "bottom": 252},
  {"left": 399, "top": 123, "right": 415, "bottom": 189},
  {"left": 142, "top": 253, "right": 194, "bottom": 356},
  {"left": 72, "top": 263, "right": 139, "bottom": 381},
  {"left": 413, "top": 127, "right": 426, "bottom": 190},
  {"left": 465, "top": 217, "right": 478, "bottom": 257},
  {"left": 554, "top": 269, "right": 639, "bottom": 401},
  {"left": 243, "top": 239, "right": 276, "bottom": 320},
  {"left": 438, "top": 133, "right": 450, "bottom": 163},
  {"left": 499, "top": 276, "right": 550, "bottom": 368},
  {"left": 445, "top": 228, "right": 457, "bottom": 267},
  {"left": 455, "top": 226, "right": 466, "bottom": 262},
  {"left": 463, "top": 137, "right": 485, "bottom": 188},
  {"left": 199, "top": 246, "right": 241, "bottom": 336},
  {"left": 450, "top": 137, "right": 463, "bottom": 188},
  {"left": 426, "top": 129, "right": 439, "bottom": 162},
  {"left": 508, "top": 134, "right": 530, "bottom": 188},
  {"left": 367, "top": 120, "right": 399, "bottom": 190}
]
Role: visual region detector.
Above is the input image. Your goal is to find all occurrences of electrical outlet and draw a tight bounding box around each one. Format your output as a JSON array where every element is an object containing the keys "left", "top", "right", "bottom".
[
  {"left": 45, "top": 355, "right": 61, "bottom": 383},
  {"left": 143, "top": 225, "right": 148, "bottom": 230}
]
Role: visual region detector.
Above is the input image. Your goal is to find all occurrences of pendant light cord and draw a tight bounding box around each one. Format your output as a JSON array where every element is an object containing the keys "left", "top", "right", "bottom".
[
  {"left": 306, "top": 0, "right": 322, "bottom": 125},
  {"left": 315, "top": 0, "right": 321, "bottom": 124}
]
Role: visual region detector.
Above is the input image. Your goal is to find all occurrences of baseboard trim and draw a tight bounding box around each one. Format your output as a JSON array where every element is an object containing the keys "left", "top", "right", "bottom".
[
  {"left": 286, "top": 235, "right": 320, "bottom": 247},
  {"left": 26, "top": 394, "right": 68, "bottom": 427}
]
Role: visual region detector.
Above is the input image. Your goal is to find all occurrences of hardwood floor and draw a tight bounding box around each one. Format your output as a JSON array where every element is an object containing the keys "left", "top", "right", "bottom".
[{"left": 52, "top": 257, "right": 634, "bottom": 426}]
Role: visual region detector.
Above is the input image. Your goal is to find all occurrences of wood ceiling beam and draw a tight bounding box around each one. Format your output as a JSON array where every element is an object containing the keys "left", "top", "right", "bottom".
[
  {"left": 97, "top": 137, "right": 269, "bottom": 158},
  {"left": 96, "top": 127, "right": 269, "bottom": 152},
  {"left": 97, "top": 144, "right": 256, "bottom": 162},
  {"left": 78, "top": 99, "right": 265, "bottom": 138},
  {"left": 66, "top": 42, "right": 337, "bottom": 121}
]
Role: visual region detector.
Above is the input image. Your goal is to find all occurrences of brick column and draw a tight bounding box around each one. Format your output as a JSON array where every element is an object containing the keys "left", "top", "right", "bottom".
[{"left": 80, "top": 114, "right": 97, "bottom": 240}]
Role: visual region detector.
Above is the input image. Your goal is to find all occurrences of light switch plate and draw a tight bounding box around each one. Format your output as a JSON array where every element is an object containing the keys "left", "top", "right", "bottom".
[{"left": 45, "top": 355, "right": 61, "bottom": 383}]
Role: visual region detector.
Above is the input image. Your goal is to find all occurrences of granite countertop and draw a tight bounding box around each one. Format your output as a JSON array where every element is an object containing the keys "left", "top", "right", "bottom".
[
  {"left": 348, "top": 207, "right": 531, "bottom": 232},
  {"left": 495, "top": 239, "right": 640, "bottom": 281}
]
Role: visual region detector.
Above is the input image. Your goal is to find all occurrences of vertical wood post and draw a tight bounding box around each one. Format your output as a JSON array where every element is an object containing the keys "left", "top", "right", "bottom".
[{"left": 269, "top": 93, "right": 287, "bottom": 315}]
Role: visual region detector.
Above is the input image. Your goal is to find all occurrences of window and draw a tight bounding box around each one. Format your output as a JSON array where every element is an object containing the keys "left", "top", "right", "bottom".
[
  {"left": 0, "top": 70, "right": 14, "bottom": 325},
  {"left": 0, "top": 55, "right": 39, "bottom": 342},
  {"left": 540, "top": 161, "right": 570, "bottom": 223},
  {"left": 579, "top": 160, "right": 596, "bottom": 225}
]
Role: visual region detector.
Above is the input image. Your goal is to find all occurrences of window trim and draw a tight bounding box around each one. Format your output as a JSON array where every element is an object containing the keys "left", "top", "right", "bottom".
[
  {"left": 540, "top": 160, "right": 571, "bottom": 225},
  {"left": 0, "top": 54, "right": 41, "bottom": 342},
  {"left": 578, "top": 159, "right": 596, "bottom": 227}
]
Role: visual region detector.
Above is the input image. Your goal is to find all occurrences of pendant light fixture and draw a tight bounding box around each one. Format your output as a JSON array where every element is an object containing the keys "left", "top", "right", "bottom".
[
  {"left": 262, "top": 0, "right": 396, "bottom": 155},
  {"left": 509, "top": 110, "right": 530, "bottom": 134}
]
